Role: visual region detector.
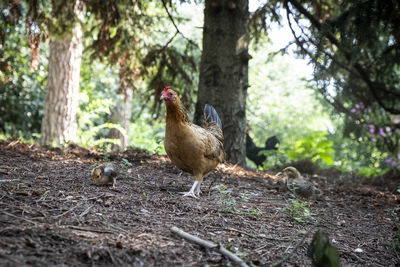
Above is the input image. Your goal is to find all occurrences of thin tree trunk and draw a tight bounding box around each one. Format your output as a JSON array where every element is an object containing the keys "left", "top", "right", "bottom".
[
  {"left": 107, "top": 53, "right": 134, "bottom": 152},
  {"left": 107, "top": 84, "right": 133, "bottom": 152},
  {"left": 195, "top": 0, "right": 249, "bottom": 166},
  {"left": 40, "top": 1, "right": 83, "bottom": 146}
]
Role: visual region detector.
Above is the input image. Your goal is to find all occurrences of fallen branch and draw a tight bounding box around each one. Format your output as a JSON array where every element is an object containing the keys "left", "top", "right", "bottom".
[
  {"left": 171, "top": 226, "right": 249, "bottom": 267},
  {"left": 0, "top": 179, "right": 20, "bottom": 183}
]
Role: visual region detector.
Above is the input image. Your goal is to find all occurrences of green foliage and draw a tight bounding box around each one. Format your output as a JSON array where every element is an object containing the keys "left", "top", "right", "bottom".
[
  {"left": 77, "top": 57, "right": 128, "bottom": 150},
  {"left": 247, "top": 43, "right": 334, "bottom": 170},
  {"left": 40, "top": 190, "right": 51, "bottom": 201},
  {"left": 285, "top": 0, "right": 400, "bottom": 156},
  {"left": 282, "top": 199, "right": 315, "bottom": 224},
  {"left": 330, "top": 128, "right": 392, "bottom": 177},
  {"left": 308, "top": 230, "right": 340, "bottom": 267},
  {"left": 79, "top": 122, "right": 127, "bottom": 149},
  {"left": 0, "top": 22, "right": 47, "bottom": 139},
  {"left": 287, "top": 132, "right": 334, "bottom": 165},
  {"left": 247, "top": 42, "right": 393, "bottom": 177},
  {"left": 103, "top": 153, "right": 111, "bottom": 162},
  {"left": 213, "top": 184, "right": 238, "bottom": 214},
  {"left": 129, "top": 117, "right": 165, "bottom": 154},
  {"left": 259, "top": 149, "right": 290, "bottom": 170},
  {"left": 142, "top": 192, "right": 150, "bottom": 201},
  {"left": 119, "top": 158, "right": 132, "bottom": 169},
  {"left": 213, "top": 184, "right": 262, "bottom": 215}
]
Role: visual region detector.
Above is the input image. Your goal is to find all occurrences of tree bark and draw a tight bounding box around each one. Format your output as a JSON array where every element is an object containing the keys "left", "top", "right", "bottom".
[
  {"left": 194, "top": 0, "right": 249, "bottom": 166},
  {"left": 40, "top": 1, "right": 83, "bottom": 146}
]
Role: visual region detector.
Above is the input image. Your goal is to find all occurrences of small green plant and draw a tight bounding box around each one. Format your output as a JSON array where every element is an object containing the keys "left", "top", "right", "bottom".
[
  {"left": 43, "top": 190, "right": 50, "bottom": 198},
  {"left": 247, "top": 208, "right": 263, "bottom": 215},
  {"left": 120, "top": 158, "right": 132, "bottom": 169},
  {"left": 13, "top": 183, "right": 29, "bottom": 190},
  {"left": 283, "top": 199, "right": 315, "bottom": 224},
  {"left": 103, "top": 153, "right": 111, "bottom": 162},
  {"left": 142, "top": 192, "right": 150, "bottom": 201},
  {"left": 213, "top": 185, "right": 263, "bottom": 215},
  {"left": 91, "top": 162, "right": 102, "bottom": 168},
  {"left": 39, "top": 190, "right": 50, "bottom": 201},
  {"left": 213, "top": 184, "right": 238, "bottom": 214}
]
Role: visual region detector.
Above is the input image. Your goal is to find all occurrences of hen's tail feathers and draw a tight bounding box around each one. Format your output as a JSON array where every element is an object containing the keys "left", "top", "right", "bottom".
[
  {"left": 204, "top": 104, "right": 222, "bottom": 129},
  {"left": 265, "top": 136, "right": 280, "bottom": 150}
]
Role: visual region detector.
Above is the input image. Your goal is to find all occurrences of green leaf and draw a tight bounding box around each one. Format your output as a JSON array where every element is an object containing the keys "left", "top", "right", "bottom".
[{"left": 319, "top": 152, "right": 334, "bottom": 165}]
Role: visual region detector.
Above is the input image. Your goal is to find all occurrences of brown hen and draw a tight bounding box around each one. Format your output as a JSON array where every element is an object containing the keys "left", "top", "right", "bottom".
[{"left": 161, "top": 86, "right": 224, "bottom": 198}]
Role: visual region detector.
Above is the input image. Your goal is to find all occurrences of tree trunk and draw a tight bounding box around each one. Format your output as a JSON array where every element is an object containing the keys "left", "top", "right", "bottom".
[
  {"left": 40, "top": 1, "right": 83, "bottom": 146},
  {"left": 107, "top": 84, "right": 133, "bottom": 152},
  {"left": 107, "top": 53, "right": 134, "bottom": 152},
  {"left": 194, "top": 0, "right": 249, "bottom": 166}
]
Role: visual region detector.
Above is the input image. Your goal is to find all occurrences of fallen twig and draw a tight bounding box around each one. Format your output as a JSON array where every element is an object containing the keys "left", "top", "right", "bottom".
[
  {"left": 79, "top": 204, "right": 94, "bottom": 217},
  {"left": 0, "top": 179, "right": 20, "bottom": 183},
  {"left": 53, "top": 204, "right": 80, "bottom": 218},
  {"left": 66, "top": 225, "right": 115, "bottom": 234},
  {"left": 171, "top": 226, "right": 249, "bottom": 267},
  {"left": 1, "top": 210, "right": 38, "bottom": 225}
]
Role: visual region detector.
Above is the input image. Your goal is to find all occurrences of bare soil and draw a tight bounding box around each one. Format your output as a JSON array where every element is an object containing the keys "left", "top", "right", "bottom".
[{"left": 0, "top": 140, "right": 399, "bottom": 266}]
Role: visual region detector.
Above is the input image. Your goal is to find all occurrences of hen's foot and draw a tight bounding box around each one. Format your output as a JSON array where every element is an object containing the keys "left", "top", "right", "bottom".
[{"left": 180, "top": 191, "right": 199, "bottom": 199}]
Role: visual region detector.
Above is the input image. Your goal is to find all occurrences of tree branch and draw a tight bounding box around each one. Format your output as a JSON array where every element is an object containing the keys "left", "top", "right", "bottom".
[
  {"left": 171, "top": 226, "right": 249, "bottom": 267},
  {"left": 160, "top": 0, "right": 200, "bottom": 50},
  {"left": 286, "top": 0, "right": 400, "bottom": 114}
]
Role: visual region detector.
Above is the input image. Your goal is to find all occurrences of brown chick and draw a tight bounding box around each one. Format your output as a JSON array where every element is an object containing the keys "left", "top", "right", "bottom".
[
  {"left": 277, "top": 166, "right": 315, "bottom": 199},
  {"left": 91, "top": 163, "right": 118, "bottom": 188}
]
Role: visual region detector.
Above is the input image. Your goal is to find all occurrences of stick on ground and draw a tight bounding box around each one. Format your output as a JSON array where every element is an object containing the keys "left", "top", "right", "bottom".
[{"left": 171, "top": 226, "right": 249, "bottom": 267}]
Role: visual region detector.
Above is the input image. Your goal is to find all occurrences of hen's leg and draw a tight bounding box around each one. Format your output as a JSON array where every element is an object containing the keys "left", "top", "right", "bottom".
[
  {"left": 194, "top": 177, "right": 203, "bottom": 197},
  {"left": 181, "top": 180, "right": 200, "bottom": 198},
  {"left": 181, "top": 175, "right": 203, "bottom": 198}
]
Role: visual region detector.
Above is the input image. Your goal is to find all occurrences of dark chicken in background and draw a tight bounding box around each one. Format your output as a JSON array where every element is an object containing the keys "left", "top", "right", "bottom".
[
  {"left": 161, "top": 86, "right": 224, "bottom": 198},
  {"left": 246, "top": 132, "right": 279, "bottom": 168}
]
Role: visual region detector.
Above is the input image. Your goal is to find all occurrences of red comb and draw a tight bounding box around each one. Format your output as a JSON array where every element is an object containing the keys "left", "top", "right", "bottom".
[{"left": 163, "top": 86, "right": 171, "bottom": 92}]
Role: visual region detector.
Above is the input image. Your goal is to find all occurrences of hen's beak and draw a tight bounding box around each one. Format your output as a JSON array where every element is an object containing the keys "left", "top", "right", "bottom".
[{"left": 160, "top": 94, "right": 165, "bottom": 101}]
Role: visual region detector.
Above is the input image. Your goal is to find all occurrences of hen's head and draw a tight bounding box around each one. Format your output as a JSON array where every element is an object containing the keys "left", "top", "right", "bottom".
[{"left": 160, "top": 86, "right": 178, "bottom": 103}]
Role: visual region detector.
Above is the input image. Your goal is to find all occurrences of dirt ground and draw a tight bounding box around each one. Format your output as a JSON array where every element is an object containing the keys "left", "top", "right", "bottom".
[{"left": 0, "top": 140, "right": 399, "bottom": 266}]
